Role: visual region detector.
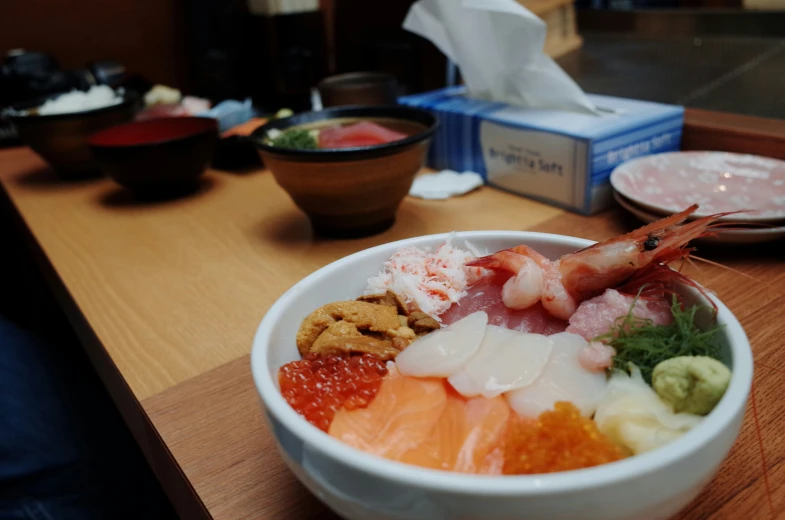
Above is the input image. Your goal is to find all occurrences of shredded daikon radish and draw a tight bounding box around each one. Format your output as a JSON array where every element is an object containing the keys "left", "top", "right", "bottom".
[{"left": 364, "top": 234, "right": 486, "bottom": 320}]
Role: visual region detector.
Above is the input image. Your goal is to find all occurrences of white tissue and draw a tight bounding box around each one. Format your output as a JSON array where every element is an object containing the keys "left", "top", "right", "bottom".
[
  {"left": 409, "top": 170, "right": 484, "bottom": 200},
  {"left": 403, "top": 0, "right": 597, "bottom": 114}
]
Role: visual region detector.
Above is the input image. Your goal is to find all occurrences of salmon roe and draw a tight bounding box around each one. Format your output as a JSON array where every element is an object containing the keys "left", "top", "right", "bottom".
[
  {"left": 278, "top": 353, "right": 388, "bottom": 431},
  {"left": 503, "top": 402, "right": 626, "bottom": 475}
]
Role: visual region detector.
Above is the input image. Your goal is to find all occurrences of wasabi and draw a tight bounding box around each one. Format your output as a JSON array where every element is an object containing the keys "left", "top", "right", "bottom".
[{"left": 652, "top": 356, "right": 731, "bottom": 415}]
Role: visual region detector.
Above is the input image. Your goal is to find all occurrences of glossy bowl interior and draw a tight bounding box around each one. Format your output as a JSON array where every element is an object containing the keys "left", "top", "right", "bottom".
[
  {"left": 251, "top": 231, "right": 753, "bottom": 520},
  {"left": 87, "top": 117, "right": 218, "bottom": 191},
  {"left": 8, "top": 92, "right": 139, "bottom": 178},
  {"left": 251, "top": 106, "right": 438, "bottom": 238}
]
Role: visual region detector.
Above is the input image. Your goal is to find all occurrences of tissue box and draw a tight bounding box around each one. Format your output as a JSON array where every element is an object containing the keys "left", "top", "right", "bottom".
[{"left": 399, "top": 87, "right": 684, "bottom": 215}]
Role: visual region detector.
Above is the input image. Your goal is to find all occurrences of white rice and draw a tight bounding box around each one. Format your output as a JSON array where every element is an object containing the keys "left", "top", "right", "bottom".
[{"left": 37, "top": 85, "right": 123, "bottom": 115}]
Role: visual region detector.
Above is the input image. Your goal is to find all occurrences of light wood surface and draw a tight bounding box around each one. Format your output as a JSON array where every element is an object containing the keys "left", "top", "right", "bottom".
[
  {"left": 144, "top": 208, "right": 785, "bottom": 520},
  {"left": 2, "top": 137, "right": 784, "bottom": 520},
  {"left": 0, "top": 147, "right": 560, "bottom": 400}
]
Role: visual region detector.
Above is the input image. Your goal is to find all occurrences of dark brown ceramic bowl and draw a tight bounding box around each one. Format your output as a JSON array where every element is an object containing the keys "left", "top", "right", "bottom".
[
  {"left": 87, "top": 117, "right": 218, "bottom": 192},
  {"left": 7, "top": 92, "right": 139, "bottom": 178},
  {"left": 251, "top": 105, "right": 438, "bottom": 238},
  {"left": 317, "top": 72, "right": 399, "bottom": 108}
]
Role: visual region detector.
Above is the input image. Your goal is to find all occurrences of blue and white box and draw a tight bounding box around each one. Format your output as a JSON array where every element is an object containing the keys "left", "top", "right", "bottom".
[{"left": 399, "top": 87, "right": 684, "bottom": 215}]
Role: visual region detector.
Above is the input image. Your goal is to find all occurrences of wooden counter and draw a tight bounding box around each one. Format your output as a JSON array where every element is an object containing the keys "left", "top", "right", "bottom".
[{"left": 0, "top": 145, "right": 782, "bottom": 519}]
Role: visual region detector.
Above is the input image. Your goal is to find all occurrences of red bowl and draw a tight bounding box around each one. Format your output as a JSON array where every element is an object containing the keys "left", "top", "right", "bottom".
[{"left": 87, "top": 117, "right": 218, "bottom": 191}]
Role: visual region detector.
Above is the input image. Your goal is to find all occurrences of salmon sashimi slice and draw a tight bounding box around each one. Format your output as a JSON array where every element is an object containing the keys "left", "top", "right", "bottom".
[
  {"left": 399, "top": 393, "right": 511, "bottom": 474},
  {"left": 328, "top": 370, "right": 447, "bottom": 459},
  {"left": 459, "top": 397, "right": 510, "bottom": 473},
  {"left": 478, "top": 446, "right": 506, "bottom": 475},
  {"left": 397, "top": 395, "right": 465, "bottom": 471}
]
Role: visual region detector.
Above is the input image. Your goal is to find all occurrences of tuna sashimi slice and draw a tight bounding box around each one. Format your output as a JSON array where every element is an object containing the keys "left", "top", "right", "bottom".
[
  {"left": 328, "top": 371, "right": 447, "bottom": 459},
  {"left": 318, "top": 121, "right": 408, "bottom": 149},
  {"left": 441, "top": 272, "right": 568, "bottom": 335},
  {"left": 399, "top": 394, "right": 510, "bottom": 474}
]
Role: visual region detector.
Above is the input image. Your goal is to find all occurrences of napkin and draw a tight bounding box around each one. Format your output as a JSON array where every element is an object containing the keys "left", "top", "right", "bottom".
[
  {"left": 403, "top": 0, "right": 597, "bottom": 114},
  {"left": 409, "top": 170, "right": 484, "bottom": 200}
]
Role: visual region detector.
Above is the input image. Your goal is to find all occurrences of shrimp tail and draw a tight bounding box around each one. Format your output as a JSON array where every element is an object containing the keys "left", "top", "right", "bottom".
[
  {"left": 508, "top": 245, "right": 550, "bottom": 265},
  {"left": 467, "top": 245, "right": 550, "bottom": 271},
  {"left": 465, "top": 250, "right": 527, "bottom": 273},
  {"left": 466, "top": 251, "right": 510, "bottom": 270}
]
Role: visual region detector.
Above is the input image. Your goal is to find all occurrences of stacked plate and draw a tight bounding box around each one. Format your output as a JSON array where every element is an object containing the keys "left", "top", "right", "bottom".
[{"left": 610, "top": 151, "right": 785, "bottom": 244}]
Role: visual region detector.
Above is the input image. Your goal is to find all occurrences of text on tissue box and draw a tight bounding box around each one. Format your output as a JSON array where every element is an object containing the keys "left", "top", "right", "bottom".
[{"left": 481, "top": 121, "right": 586, "bottom": 209}]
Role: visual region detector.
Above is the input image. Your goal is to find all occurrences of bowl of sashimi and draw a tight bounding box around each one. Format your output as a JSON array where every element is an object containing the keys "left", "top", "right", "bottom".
[
  {"left": 251, "top": 105, "right": 438, "bottom": 238},
  {"left": 250, "top": 225, "right": 752, "bottom": 520}
]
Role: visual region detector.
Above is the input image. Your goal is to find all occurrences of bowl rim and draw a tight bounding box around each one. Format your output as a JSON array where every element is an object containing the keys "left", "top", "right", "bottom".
[
  {"left": 250, "top": 105, "right": 439, "bottom": 161},
  {"left": 250, "top": 230, "right": 754, "bottom": 496},
  {"left": 317, "top": 71, "right": 398, "bottom": 91},
  {"left": 5, "top": 90, "right": 139, "bottom": 122},
  {"left": 86, "top": 116, "right": 219, "bottom": 149}
]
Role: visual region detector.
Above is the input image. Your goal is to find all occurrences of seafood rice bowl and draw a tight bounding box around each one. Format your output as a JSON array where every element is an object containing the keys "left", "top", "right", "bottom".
[{"left": 251, "top": 211, "right": 752, "bottom": 520}]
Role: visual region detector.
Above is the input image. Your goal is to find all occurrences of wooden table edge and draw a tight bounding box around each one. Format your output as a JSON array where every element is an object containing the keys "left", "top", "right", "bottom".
[
  {"left": 683, "top": 108, "right": 785, "bottom": 160},
  {"left": 0, "top": 181, "right": 212, "bottom": 520}
]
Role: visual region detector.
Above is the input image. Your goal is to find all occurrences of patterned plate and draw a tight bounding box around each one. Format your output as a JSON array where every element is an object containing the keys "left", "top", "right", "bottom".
[
  {"left": 610, "top": 151, "right": 785, "bottom": 222},
  {"left": 613, "top": 191, "right": 785, "bottom": 245}
]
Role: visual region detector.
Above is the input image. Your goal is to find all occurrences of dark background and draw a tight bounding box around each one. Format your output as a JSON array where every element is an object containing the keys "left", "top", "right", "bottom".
[{"left": 2, "top": 0, "right": 784, "bottom": 117}]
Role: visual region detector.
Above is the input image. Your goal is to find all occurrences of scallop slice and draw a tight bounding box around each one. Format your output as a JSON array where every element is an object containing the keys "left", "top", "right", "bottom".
[
  {"left": 395, "top": 311, "right": 488, "bottom": 378},
  {"left": 448, "top": 326, "right": 553, "bottom": 399},
  {"left": 505, "top": 332, "right": 608, "bottom": 418}
]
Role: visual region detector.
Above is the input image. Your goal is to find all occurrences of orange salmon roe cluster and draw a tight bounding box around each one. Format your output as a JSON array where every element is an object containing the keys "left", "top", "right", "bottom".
[
  {"left": 278, "top": 353, "right": 388, "bottom": 432},
  {"left": 503, "top": 402, "right": 626, "bottom": 475}
]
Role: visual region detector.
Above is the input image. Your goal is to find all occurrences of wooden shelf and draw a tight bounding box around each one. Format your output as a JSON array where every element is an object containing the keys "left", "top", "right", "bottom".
[{"left": 519, "top": 0, "right": 583, "bottom": 58}]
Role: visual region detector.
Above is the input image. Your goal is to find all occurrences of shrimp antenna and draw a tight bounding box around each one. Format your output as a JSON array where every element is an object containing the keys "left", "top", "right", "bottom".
[{"left": 689, "top": 254, "right": 766, "bottom": 284}]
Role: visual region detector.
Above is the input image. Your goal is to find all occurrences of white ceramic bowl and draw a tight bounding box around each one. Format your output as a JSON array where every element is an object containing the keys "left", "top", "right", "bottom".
[{"left": 250, "top": 231, "right": 753, "bottom": 520}]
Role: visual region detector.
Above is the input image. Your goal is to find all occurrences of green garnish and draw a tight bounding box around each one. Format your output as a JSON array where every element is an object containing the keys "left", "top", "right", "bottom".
[
  {"left": 270, "top": 128, "right": 317, "bottom": 150},
  {"left": 595, "top": 292, "right": 724, "bottom": 384}
]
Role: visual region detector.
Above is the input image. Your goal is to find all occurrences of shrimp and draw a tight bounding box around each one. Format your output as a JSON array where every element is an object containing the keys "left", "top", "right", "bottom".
[
  {"left": 474, "top": 250, "right": 543, "bottom": 310},
  {"left": 466, "top": 244, "right": 578, "bottom": 320},
  {"left": 467, "top": 205, "right": 735, "bottom": 320}
]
